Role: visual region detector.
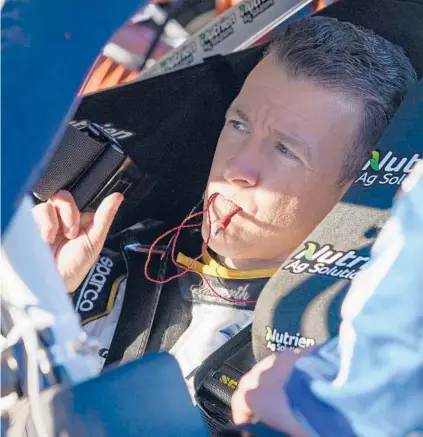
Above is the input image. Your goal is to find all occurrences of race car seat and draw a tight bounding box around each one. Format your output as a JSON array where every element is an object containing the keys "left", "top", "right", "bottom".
[{"left": 193, "top": 73, "right": 423, "bottom": 437}]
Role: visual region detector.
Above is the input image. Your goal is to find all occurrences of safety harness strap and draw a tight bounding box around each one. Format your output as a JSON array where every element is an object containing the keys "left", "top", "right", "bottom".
[
  {"left": 103, "top": 230, "right": 171, "bottom": 367},
  {"left": 33, "top": 123, "right": 142, "bottom": 212}
]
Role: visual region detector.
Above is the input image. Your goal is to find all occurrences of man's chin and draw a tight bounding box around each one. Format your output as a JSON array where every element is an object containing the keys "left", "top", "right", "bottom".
[{"left": 202, "top": 229, "right": 246, "bottom": 258}]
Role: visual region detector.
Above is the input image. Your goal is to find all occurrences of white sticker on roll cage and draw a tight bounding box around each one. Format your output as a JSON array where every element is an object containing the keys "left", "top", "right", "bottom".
[{"left": 137, "top": 0, "right": 315, "bottom": 81}]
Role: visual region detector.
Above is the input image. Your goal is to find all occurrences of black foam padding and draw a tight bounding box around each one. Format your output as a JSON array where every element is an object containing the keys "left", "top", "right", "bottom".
[
  {"left": 33, "top": 125, "right": 106, "bottom": 201},
  {"left": 70, "top": 146, "right": 124, "bottom": 210},
  {"left": 202, "top": 377, "right": 234, "bottom": 407},
  {"left": 317, "top": 0, "right": 423, "bottom": 78},
  {"left": 252, "top": 79, "right": 423, "bottom": 362}
]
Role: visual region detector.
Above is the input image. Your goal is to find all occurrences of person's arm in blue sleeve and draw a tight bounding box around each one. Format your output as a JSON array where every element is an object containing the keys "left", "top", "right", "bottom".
[{"left": 285, "top": 162, "right": 423, "bottom": 437}]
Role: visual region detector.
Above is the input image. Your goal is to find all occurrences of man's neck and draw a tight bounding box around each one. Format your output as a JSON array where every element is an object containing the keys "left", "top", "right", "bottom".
[{"left": 215, "top": 254, "right": 286, "bottom": 271}]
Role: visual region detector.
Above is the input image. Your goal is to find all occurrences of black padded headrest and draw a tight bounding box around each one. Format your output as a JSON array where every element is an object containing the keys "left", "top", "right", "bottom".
[
  {"left": 252, "top": 79, "right": 423, "bottom": 362},
  {"left": 317, "top": 0, "right": 423, "bottom": 78}
]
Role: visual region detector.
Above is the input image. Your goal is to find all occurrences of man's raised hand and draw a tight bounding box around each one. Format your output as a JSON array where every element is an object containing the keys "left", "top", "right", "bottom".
[{"left": 32, "top": 190, "right": 124, "bottom": 292}]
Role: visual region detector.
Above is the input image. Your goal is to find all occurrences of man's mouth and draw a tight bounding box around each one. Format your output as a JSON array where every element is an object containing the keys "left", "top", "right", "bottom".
[
  {"left": 208, "top": 193, "right": 243, "bottom": 237},
  {"left": 210, "top": 194, "right": 241, "bottom": 220}
]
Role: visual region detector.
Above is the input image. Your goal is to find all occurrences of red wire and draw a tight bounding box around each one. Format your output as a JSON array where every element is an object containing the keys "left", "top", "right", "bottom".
[
  {"left": 143, "top": 194, "right": 257, "bottom": 305},
  {"left": 221, "top": 206, "right": 242, "bottom": 228},
  {"left": 144, "top": 193, "right": 217, "bottom": 284},
  {"left": 215, "top": 205, "right": 243, "bottom": 234},
  {"left": 143, "top": 210, "right": 206, "bottom": 284}
]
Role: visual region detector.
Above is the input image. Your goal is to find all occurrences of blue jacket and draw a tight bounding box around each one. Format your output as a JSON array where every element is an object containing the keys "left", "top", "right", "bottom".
[{"left": 285, "top": 162, "right": 423, "bottom": 437}]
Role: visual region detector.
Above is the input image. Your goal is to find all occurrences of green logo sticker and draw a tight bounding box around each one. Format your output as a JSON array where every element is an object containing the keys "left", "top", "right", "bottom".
[
  {"left": 370, "top": 150, "right": 380, "bottom": 171},
  {"left": 304, "top": 242, "right": 317, "bottom": 261}
]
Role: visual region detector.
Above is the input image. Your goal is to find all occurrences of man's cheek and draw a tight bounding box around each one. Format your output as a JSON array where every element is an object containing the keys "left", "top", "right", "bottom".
[
  {"left": 259, "top": 167, "right": 304, "bottom": 205},
  {"left": 257, "top": 187, "right": 299, "bottom": 221},
  {"left": 296, "top": 187, "right": 338, "bottom": 230},
  {"left": 214, "top": 132, "right": 243, "bottom": 161}
]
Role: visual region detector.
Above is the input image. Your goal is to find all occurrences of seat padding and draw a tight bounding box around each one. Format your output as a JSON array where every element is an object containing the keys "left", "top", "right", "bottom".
[{"left": 253, "top": 78, "right": 423, "bottom": 361}]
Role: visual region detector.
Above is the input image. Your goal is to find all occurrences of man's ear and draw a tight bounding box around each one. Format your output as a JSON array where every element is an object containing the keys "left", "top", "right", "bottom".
[
  {"left": 335, "top": 168, "right": 354, "bottom": 193},
  {"left": 340, "top": 179, "right": 354, "bottom": 197},
  {"left": 337, "top": 147, "right": 368, "bottom": 191}
]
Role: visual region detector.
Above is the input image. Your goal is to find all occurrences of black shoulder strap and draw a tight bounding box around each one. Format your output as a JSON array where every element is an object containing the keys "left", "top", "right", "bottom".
[
  {"left": 33, "top": 123, "right": 148, "bottom": 213},
  {"left": 194, "top": 325, "right": 253, "bottom": 433},
  {"left": 104, "top": 235, "right": 172, "bottom": 367}
]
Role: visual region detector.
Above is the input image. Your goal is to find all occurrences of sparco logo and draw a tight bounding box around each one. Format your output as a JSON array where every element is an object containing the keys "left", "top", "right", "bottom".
[
  {"left": 284, "top": 242, "right": 370, "bottom": 280},
  {"left": 265, "top": 326, "right": 315, "bottom": 353},
  {"left": 200, "top": 13, "right": 236, "bottom": 52},
  {"left": 239, "top": 0, "right": 275, "bottom": 23},
  {"left": 160, "top": 42, "right": 197, "bottom": 72},
  {"left": 76, "top": 257, "right": 114, "bottom": 312},
  {"left": 69, "top": 120, "right": 135, "bottom": 141},
  {"left": 355, "top": 151, "right": 420, "bottom": 187}
]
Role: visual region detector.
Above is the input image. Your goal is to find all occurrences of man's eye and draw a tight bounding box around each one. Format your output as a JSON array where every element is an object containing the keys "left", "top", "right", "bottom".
[
  {"left": 228, "top": 120, "right": 249, "bottom": 133},
  {"left": 276, "top": 143, "right": 298, "bottom": 160}
]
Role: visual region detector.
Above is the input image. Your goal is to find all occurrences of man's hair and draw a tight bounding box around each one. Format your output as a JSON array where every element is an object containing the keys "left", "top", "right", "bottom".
[{"left": 269, "top": 16, "right": 418, "bottom": 184}]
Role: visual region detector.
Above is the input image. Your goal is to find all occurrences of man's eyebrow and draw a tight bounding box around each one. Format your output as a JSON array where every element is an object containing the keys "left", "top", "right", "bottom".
[
  {"left": 272, "top": 128, "right": 305, "bottom": 147},
  {"left": 226, "top": 107, "right": 250, "bottom": 122},
  {"left": 226, "top": 106, "right": 313, "bottom": 162},
  {"left": 272, "top": 128, "right": 313, "bottom": 161},
  {"left": 227, "top": 108, "right": 307, "bottom": 148}
]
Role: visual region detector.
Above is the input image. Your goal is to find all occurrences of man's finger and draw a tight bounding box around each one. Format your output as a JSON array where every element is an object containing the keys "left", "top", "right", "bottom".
[
  {"left": 50, "top": 191, "right": 80, "bottom": 239},
  {"left": 231, "top": 355, "right": 278, "bottom": 425},
  {"left": 87, "top": 193, "right": 124, "bottom": 246},
  {"left": 80, "top": 212, "right": 95, "bottom": 229},
  {"left": 231, "top": 386, "right": 255, "bottom": 425},
  {"left": 32, "top": 202, "right": 60, "bottom": 244}
]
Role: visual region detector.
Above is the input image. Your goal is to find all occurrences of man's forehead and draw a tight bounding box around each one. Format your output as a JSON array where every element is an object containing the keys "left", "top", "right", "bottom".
[
  {"left": 241, "top": 55, "right": 361, "bottom": 117},
  {"left": 229, "top": 80, "right": 362, "bottom": 170},
  {"left": 234, "top": 61, "right": 362, "bottom": 141}
]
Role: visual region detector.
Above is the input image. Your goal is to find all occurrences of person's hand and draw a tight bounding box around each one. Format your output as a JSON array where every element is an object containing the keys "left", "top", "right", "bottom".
[
  {"left": 32, "top": 191, "right": 124, "bottom": 292},
  {"left": 231, "top": 350, "right": 312, "bottom": 437}
]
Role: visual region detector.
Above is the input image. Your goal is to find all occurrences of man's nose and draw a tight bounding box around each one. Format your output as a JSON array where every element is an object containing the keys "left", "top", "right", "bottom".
[{"left": 223, "top": 150, "right": 259, "bottom": 188}]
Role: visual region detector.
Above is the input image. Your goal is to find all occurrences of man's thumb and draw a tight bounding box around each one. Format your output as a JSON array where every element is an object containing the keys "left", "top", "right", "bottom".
[{"left": 88, "top": 193, "right": 124, "bottom": 246}]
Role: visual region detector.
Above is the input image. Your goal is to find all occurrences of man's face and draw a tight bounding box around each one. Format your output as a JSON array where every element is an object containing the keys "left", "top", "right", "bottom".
[{"left": 202, "top": 55, "right": 363, "bottom": 265}]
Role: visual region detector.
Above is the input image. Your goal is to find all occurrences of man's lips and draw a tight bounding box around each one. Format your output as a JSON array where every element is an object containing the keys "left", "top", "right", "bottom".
[
  {"left": 206, "top": 194, "right": 244, "bottom": 237},
  {"left": 209, "top": 194, "right": 241, "bottom": 220}
]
